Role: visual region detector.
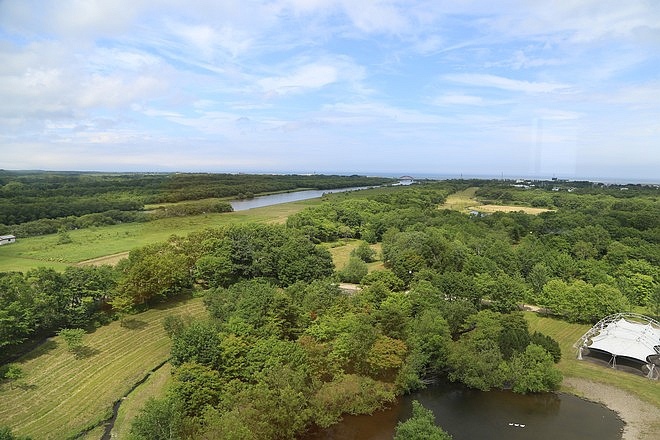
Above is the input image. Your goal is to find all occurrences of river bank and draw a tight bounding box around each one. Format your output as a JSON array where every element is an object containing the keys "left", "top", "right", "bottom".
[{"left": 563, "top": 377, "right": 660, "bottom": 440}]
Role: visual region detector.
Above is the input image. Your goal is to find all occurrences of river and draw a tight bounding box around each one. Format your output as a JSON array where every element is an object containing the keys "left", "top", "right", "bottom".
[
  {"left": 230, "top": 187, "right": 372, "bottom": 211},
  {"left": 304, "top": 382, "right": 624, "bottom": 440}
]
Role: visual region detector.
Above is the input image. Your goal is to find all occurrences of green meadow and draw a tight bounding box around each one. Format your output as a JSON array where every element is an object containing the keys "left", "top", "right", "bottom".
[{"left": 0, "top": 199, "right": 318, "bottom": 272}]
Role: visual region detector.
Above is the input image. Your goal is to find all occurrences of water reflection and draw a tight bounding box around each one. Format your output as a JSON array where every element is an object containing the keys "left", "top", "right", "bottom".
[
  {"left": 230, "top": 187, "right": 372, "bottom": 211},
  {"left": 303, "top": 382, "right": 623, "bottom": 440}
]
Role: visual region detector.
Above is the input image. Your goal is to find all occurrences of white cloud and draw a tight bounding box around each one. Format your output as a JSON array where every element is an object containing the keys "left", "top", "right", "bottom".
[
  {"left": 443, "top": 73, "right": 573, "bottom": 94},
  {"left": 433, "top": 93, "right": 500, "bottom": 106},
  {"left": 0, "top": 0, "right": 147, "bottom": 38},
  {"left": 534, "top": 108, "right": 582, "bottom": 121},
  {"left": 0, "top": 0, "right": 658, "bottom": 179},
  {"left": 259, "top": 64, "right": 339, "bottom": 94}
]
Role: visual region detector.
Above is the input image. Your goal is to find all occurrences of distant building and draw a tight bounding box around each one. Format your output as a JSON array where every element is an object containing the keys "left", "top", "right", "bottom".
[
  {"left": 398, "top": 176, "right": 414, "bottom": 185},
  {"left": 468, "top": 210, "right": 487, "bottom": 217},
  {"left": 0, "top": 235, "right": 16, "bottom": 245}
]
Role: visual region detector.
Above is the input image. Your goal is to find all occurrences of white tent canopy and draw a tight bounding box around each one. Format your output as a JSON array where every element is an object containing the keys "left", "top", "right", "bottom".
[
  {"left": 575, "top": 313, "right": 660, "bottom": 379},
  {"left": 588, "top": 319, "right": 660, "bottom": 362}
]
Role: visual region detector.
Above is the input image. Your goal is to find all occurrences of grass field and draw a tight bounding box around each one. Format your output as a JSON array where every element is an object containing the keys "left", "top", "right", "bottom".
[
  {"left": 471, "top": 204, "right": 553, "bottom": 215},
  {"left": 0, "top": 199, "right": 318, "bottom": 272},
  {"left": 326, "top": 239, "right": 385, "bottom": 272},
  {"left": 439, "top": 187, "right": 480, "bottom": 212},
  {"left": 524, "top": 312, "right": 660, "bottom": 407},
  {"left": 439, "top": 187, "right": 552, "bottom": 215},
  {"left": 0, "top": 296, "right": 207, "bottom": 439},
  {"left": 111, "top": 363, "right": 173, "bottom": 439}
]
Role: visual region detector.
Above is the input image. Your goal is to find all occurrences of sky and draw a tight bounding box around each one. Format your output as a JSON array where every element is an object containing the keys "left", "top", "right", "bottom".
[{"left": 1, "top": 0, "right": 659, "bottom": 182}]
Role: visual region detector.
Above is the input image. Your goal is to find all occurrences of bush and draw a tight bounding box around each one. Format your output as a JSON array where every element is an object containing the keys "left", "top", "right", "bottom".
[
  {"left": 351, "top": 242, "right": 376, "bottom": 262},
  {"left": 57, "top": 328, "right": 86, "bottom": 351},
  {"left": 529, "top": 331, "right": 561, "bottom": 363},
  {"left": 339, "top": 256, "right": 368, "bottom": 284},
  {"left": 362, "top": 270, "right": 405, "bottom": 291},
  {"left": 394, "top": 400, "right": 452, "bottom": 440}
]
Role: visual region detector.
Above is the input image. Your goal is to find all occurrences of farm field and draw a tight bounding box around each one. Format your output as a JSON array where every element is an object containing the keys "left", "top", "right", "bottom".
[
  {"left": 0, "top": 296, "right": 207, "bottom": 439},
  {"left": 0, "top": 199, "right": 319, "bottom": 272}
]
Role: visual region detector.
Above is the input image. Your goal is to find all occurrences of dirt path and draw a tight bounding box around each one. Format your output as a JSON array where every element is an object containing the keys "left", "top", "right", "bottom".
[
  {"left": 76, "top": 251, "right": 130, "bottom": 267},
  {"left": 563, "top": 377, "right": 660, "bottom": 440}
]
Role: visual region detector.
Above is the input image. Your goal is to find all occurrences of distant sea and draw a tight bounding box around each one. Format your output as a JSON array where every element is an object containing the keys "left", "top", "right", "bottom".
[{"left": 350, "top": 172, "right": 659, "bottom": 185}]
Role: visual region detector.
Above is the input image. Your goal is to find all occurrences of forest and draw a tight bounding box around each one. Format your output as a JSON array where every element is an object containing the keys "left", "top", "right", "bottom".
[
  {"left": 0, "top": 171, "right": 393, "bottom": 237},
  {"left": 1, "top": 176, "right": 659, "bottom": 439}
]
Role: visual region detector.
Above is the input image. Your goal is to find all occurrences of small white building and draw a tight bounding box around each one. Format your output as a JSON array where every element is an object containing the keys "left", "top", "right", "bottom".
[{"left": 0, "top": 235, "right": 16, "bottom": 245}]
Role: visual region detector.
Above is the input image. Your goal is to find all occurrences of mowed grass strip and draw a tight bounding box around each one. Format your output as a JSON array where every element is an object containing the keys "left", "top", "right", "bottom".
[
  {"left": 0, "top": 296, "right": 207, "bottom": 439},
  {"left": 524, "top": 312, "right": 660, "bottom": 407},
  {"left": 0, "top": 199, "right": 317, "bottom": 272},
  {"left": 112, "top": 363, "right": 173, "bottom": 439}
]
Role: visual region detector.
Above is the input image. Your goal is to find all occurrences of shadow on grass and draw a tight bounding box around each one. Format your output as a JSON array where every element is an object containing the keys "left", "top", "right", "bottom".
[
  {"left": 72, "top": 346, "right": 101, "bottom": 359},
  {"left": 120, "top": 318, "right": 148, "bottom": 330},
  {"left": 21, "top": 339, "right": 58, "bottom": 361},
  {"left": 150, "top": 292, "right": 197, "bottom": 311},
  {"left": 16, "top": 381, "right": 38, "bottom": 391}
]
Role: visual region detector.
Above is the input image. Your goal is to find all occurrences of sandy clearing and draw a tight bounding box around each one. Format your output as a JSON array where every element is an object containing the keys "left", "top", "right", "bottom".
[
  {"left": 563, "top": 377, "right": 660, "bottom": 440},
  {"left": 469, "top": 204, "right": 554, "bottom": 215}
]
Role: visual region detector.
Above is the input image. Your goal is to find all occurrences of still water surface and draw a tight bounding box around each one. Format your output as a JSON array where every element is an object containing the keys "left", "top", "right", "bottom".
[
  {"left": 230, "top": 187, "right": 371, "bottom": 211},
  {"left": 305, "top": 382, "right": 623, "bottom": 440}
]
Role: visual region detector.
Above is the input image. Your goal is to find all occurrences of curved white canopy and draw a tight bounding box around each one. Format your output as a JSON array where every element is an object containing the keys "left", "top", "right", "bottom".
[{"left": 576, "top": 313, "right": 660, "bottom": 364}]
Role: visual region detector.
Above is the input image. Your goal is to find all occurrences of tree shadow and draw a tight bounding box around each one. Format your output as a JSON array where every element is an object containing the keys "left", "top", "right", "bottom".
[
  {"left": 72, "top": 346, "right": 100, "bottom": 359},
  {"left": 150, "top": 292, "right": 196, "bottom": 311},
  {"left": 16, "top": 381, "right": 38, "bottom": 391},
  {"left": 120, "top": 318, "right": 148, "bottom": 330},
  {"left": 21, "top": 340, "right": 58, "bottom": 361}
]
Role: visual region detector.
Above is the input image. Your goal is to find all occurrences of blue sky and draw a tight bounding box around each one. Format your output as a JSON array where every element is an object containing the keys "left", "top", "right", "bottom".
[{"left": 1, "top": 1, "right": 659, "bottom": 181}]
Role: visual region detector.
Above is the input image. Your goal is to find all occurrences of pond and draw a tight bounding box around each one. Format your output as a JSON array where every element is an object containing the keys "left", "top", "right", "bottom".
[
  {"left": 304, "top": 382, "right": 624, "bottom": 440},
  {"left": 230, "top": 187, "right": 372, "bottom": 211}
]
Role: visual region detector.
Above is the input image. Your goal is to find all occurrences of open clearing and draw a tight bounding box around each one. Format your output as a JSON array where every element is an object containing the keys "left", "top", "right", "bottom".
[
  {"left": 0, "top": 296, "right": 207, "bottom": 439},
  {"left": 439, "top": 187, "right": 479, "bottom": 211},
  {"left": 470, "top": 204, "right": 554, "bottom": 215},
  {"left": 440, "top": 187, "right": 553, "bottom": 215},
  {"left": 326, "top": 239, "right": 384, "bottom": 272},
  {"left": 0, "top": 199, "right": 318, "bottom": 272},
  {"left": 77, "top": 251, "right": 130, "bottom": 267}
]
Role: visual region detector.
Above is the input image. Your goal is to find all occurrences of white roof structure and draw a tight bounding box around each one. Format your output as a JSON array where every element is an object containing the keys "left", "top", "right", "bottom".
[{"left": 575, "top": 313, "right": 660, "bottom": 379}]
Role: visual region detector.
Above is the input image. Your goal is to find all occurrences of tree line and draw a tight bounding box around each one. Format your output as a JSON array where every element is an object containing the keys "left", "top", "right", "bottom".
[{"left": 0, "top": 172, "right": 393, "bottom": 237}]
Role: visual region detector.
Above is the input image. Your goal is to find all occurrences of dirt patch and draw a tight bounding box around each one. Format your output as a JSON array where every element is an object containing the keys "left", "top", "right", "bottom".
[
  {"left": 77, "top": 251, "right": 129, "bottom": 267},
  {"left": 563, "top": 377, "right": 660, "bottom": 440},
  {"left": 469, "top": 205, "right": 554, "bottom": 215}
]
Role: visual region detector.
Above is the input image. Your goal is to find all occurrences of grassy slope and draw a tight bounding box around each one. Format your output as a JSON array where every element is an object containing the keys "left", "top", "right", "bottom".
[
  {"left": 111, "top": 363, "right": 173, "bottom": 439},
  {"left": 524, "top": 312, "right": 660, "bottom": 407},
  {"left": 0, "top": 296, "right": 207, "bottom": 439},
  {"left": 0, "top": 199, "right": 318, "bottom": 272}
]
